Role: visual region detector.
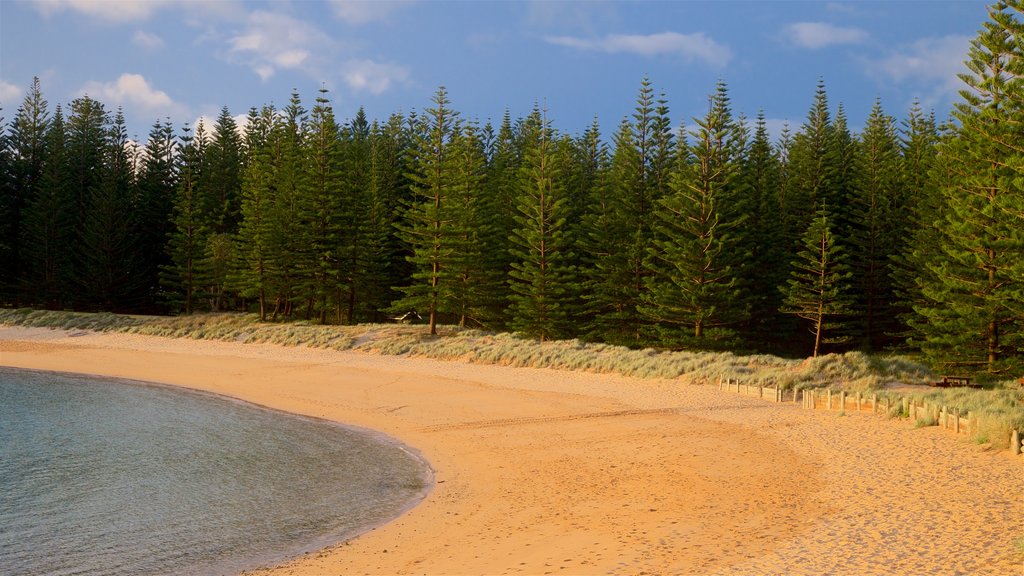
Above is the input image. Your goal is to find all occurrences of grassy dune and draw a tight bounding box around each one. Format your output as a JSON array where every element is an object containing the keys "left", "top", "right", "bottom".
[{"left": 3, "top": 308, "right": 1022, "bottom": 448}]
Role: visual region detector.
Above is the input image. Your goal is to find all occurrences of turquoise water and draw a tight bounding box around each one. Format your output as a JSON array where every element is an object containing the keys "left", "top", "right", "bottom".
[{"left": 0, "top": 368, "right": 432, "bottom": 575}]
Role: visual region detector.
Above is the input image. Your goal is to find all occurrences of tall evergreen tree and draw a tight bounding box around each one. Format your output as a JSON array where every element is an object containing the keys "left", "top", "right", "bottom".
[
  {"left": 337, "top": 107, "right": 372, "bottom": 323},
  {"left": 64, "top": 95, "right": 109, "bottom": 308},
  {"left": 584, "top": 77, "right": 674, "bottom": 345},
  {"left": 784, "top": 80, "right": 833, "bottom": 252},
  {"left": 891, "top": 102, "right": 940, "bottom": 344},
  {"left": 235, "top": 105, "right": 277, "bottom": 320},
  {"left": 911, "top": 3, "right": 1024, "bottom": 375},
  {"left": 203, "top": 106, "right": 243, "bottom": 234},
  {"left": 20, "top": 105, "right": 73, "bottom": 309},
  {"left": 782, "top": 206, "right": 853, "bottom": 357},
  {"left": 265, "top": 91, "right": 308, "bottom": 319},
  {"left": 507, "top": 111, "right": 576, "bottom": 340},
  {"left": 78, "top": 109, "right": 137, "bottom": 310},
  {"left": 133, "top": 119, "right": 178, "bottom": 311},
  {"left": 849, "top": 99, "right": 903, "bottom": 349},
  {"left": 737, "top": 111, "right": 787, "bottom": 346},
  {"left": 393, "top": 87, "right": 460, "bottom": 335},
  {"left": 3, "top": 77, "right": 49, "bottom": 300},
  {"left": 299, "top": 88, "right": 344, "bottom": 323},
  {"left": 445, "top": 120, "right": 491, "bottom": 327},
  {"left": 162, "top": 122, "right": 207, "bottom": 314},
  {"left": 361, "top": 112, "right": 411, "bottom": 321},
  {"left": 640, "top": 83, "right": 746, "bottom": 346}
]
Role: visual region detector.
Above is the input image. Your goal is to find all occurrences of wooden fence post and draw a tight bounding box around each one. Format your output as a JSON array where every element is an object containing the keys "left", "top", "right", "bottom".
[
  {"left": 856, "top": 393, "right": 862, "bottom": 412},
  {"left": 840, "top": 391, "right": 846, "bottom": 412},
  {"left": 871, "top": 394, "right": 877, "bottom": 413},
  {"left": 1012, "top": 430, "right": 1021, "bottom": 456},
  {"left": 827, "top": 389, "right": 832, "bottom": 410},
  {"left": 901, "top": 397, "right": 907, "bottom": 417},
  {"left": 954, "top": 408, "right": 960, "bottom": 434}
]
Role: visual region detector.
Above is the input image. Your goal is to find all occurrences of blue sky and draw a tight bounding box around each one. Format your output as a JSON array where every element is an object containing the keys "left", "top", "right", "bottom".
[{"left": 0, "top": 0, "right": 987, "bottom": 142}]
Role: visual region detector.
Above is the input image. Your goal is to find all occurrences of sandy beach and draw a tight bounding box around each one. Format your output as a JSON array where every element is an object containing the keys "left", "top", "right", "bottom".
[{"left": 1, "top": 326, "right": 1021, "bottom": 575}]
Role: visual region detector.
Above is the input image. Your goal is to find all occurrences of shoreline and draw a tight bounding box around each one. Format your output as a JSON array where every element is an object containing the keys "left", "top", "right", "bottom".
[{"left": 1, "top": 326, "right": 1021, "bottom": 574}]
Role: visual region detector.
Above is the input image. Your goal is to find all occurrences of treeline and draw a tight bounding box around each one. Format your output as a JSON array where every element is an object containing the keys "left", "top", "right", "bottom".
[{"left": 1, "top": 5, "right": 1022, "bottom": 374}]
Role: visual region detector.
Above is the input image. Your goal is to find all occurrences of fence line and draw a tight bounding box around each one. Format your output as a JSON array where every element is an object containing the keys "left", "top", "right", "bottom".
[{"left": 715, "top": 375, "right": 1023, "bottom": 456}]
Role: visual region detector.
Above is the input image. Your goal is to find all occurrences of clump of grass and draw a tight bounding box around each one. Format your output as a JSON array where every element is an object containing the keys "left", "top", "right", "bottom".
[{"left": 914, "top": 416, "right": 937, "bottom": 428}]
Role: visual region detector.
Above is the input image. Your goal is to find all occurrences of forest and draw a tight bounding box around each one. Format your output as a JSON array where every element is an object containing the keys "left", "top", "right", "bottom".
[{"left": 0, "top": 4, "right": 1021, "bottom": 376}]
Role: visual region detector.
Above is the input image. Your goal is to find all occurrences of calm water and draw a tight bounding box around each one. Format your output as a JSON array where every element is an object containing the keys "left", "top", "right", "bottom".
[{"left": 0, "top": 368, "right": 432, "bottom": 576}]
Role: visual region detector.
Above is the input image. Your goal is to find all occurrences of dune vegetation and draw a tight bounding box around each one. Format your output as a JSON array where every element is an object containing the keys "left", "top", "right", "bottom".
[{"left": 3, "top": 308, "right": 1021, "bottom": 448}]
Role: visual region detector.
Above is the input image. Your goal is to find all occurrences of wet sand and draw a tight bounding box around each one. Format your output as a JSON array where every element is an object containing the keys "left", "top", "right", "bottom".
[{"left": 1, "top": 326, "right": 1020, "bottom": 575}]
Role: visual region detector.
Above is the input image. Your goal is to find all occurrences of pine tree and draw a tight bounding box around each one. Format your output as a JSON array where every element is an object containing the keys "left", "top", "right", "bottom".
[
  {"left": 476, "top": 110, "right": 521, "bottom": 327},
  {"left": 891, "top": 103, "right": 940, "bottom": 345},
  {"left": 336, "top": 107, "right": 372, "bottom": 323},
  {"left": 564, "top": 117, "right": 610, "bottom": 335},
  {"left": 737, "top": 111, "right": 787, "bottom": 346},
  {"left": 360, "top": 112, "right": 411, "bottom": 321},
  {"left": 64, "top": 95, "right": 109, "bottom": 308},
  {"left": 299, "top": 88, "right": 344, "bottom": 323},
  {"left": 584, "top": 77, "right": 674, "bottom": 346},
  {"left": 78, "top": 109, "right": 137, "bottom": 310},
  {"left": 912, "top": 3, "right": 1024, "bottom": 375},
  {"left": 784, "top": 80, "right": 833, "bottom": 252},
  {"left": 641, "top": 83, "right": 746, "bottom": 346},
  {"left": 849, "top": 99, "right": 903, "bottom": 349},
  {"left": 20, "top": 104, "right": 74, "bottom": 309},
  {"left": 3, "top": 77, "right": 50, "bottom": 300},
  {"left": 234, "top": 105, "right": 277, "bottom": 320},
  {"left": 445, "top": 120, "right": 490, "bottom": 327},
  {"left": 507, "top": 111, "right": 576, "bottom": 340},
  {"left": 162, "top": 122, "right": 207, "bottom": 314},
  {"left": 133, "top": 119, "right": 177, "bottom": 311},
  {"left": 203, "top": 106, "right": 243, "bottom": 234},
  {"left": 782, "top": 206, "right": 853, "bottom": 357},
  {"left": 393, "top": 87, "right": 460, "bottom": 335},
  {"left": 265, "top": 91, "right": 308, "bottom": 319}
]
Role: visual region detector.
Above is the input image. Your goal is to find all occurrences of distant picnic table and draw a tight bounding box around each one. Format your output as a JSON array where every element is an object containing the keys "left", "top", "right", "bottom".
[{"left": 932, "top": 376, "right": 980, "bottom": 388}]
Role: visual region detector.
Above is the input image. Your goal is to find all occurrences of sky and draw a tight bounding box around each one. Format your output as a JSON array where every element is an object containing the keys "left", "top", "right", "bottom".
[{"left": 0, "top": 0, "right": 989, "bottom": 143}]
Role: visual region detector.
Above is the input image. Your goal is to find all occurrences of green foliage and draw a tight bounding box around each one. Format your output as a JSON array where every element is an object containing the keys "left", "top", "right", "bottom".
[
  {"left": 507, "top": 111, "right": 576, "bottom": 341},
  {"left": 911, "top": 3, "right": 1024, "bottom": 375},
  {"left": 1, "top": 3, "right": 1021, "bottom": 383},
  {"left": 583, "top": 77, "right": 674, "bottom": 346},
  {"left": 782, "top": 206, "right": 854, "bottom": 357},
  {"left": 392, "top": 87, "right": 465, "bottom": 334},
  {"left": 641, "top": 82, "right": 747, "bottom": 346}
]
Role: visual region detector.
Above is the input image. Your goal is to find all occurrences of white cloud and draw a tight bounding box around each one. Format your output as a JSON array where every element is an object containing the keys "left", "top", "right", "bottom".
[
  {"left": 785, "top": 22, "right": 869, "bottom": 49},
  {"left": 227, "top": 10, "right": 334, "bottom": 81},
  {"left": 872, "top": 35, "right": 971, "bottom": 106},
  {"left": 132, "top": 30, "right": 164, "bottom": 50},
  {"left": 32, "top": 0, "right": 174, "bottom": 22},
  {"left": 547, "top": 32, "right": 732, "bottom": 68},
  {"left": 0, "top": 80, "right": 22, "bottom": 107},
  {"left": 79, "top": 73, "right": 188, "bottom": 120},
  {"left": 329, "top": 0, "right": 416, "bottom": 24},
  {"left": 342, "top": 59, "right": 411, "bottom": 94}
]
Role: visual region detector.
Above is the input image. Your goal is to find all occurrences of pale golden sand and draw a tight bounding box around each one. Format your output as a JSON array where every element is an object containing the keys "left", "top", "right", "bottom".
[{"left": 1, "top": 327, "right": 1021, "bottom": 575}]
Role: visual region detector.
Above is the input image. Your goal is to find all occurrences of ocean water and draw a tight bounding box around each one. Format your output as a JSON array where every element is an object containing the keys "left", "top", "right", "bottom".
[{"left": 0, "top": 368, "right": 432, "bottom": 576}]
